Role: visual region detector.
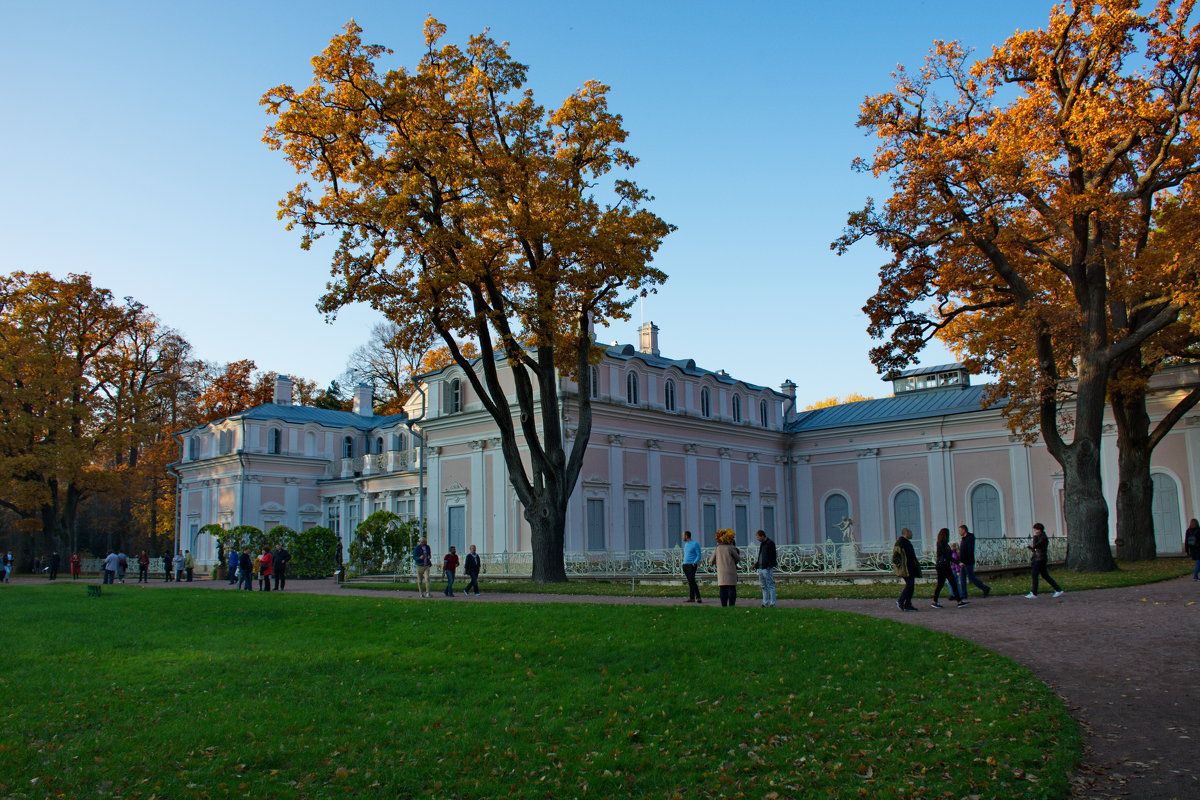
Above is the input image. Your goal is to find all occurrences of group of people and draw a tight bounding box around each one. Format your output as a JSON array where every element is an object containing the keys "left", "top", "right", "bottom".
[
  {"left": 226, "top": 546, "right": 291, "bottom": 591},
  {"left": 892, "top": 523, "right": 1063, "bottom": 611},
  {"left": 683, "top": 528, "right": 778, "bottom": 607},
  {"left": 411, "top": 538, "right": 482, "bottom": 597},
  {"left": 96, "top": 550, "right": 196, "bottom": 584}
]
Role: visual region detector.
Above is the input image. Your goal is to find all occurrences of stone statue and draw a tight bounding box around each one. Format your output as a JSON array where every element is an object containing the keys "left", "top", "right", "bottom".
[{"left": 835, "top": 516, "right": 855, "bottom": 543}]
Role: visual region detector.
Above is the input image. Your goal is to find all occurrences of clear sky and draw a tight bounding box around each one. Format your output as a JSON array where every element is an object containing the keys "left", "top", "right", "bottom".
[{"left": 0, "top": 0, "right": 1055, "bottom": 407}]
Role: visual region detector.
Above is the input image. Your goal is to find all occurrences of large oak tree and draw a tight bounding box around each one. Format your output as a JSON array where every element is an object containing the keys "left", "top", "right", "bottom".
[
  {"left": 835, "top": 1, "right": 1200, "bottom": 570},
  {"left": 262, "top": 19, "right": 672, "bottom": 581}
]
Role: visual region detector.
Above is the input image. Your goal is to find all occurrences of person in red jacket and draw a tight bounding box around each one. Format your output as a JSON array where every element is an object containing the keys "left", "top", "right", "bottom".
[
  {"left": 69, "top": 553, "right": 82, "bottom": 580},
  {"left": 259, "top": 547, "right": 273, "bottom": 592},
  {"left": 442, "top": 546, "right": 460, "bottom": 597}
]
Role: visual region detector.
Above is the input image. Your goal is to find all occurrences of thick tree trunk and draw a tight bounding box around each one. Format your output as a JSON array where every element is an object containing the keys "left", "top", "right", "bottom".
[
  {"left": 527, "top": 498, "right": 567, "bottom": 583},
  {"left": 1111, "top": 387, "right": 1157, "bottom": 560},
  {"left": 1060, "top": 438, "right": 1118, "bottom": 571}
]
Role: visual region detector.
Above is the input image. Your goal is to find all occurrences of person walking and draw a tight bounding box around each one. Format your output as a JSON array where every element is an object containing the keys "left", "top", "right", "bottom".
[
  {"left": 930, "top": 528, "right": 966, "bottom": 608},
  {"left": 1185, "top": 518, "right": 1200, "bottom": 581},
  {"left": 102, "top": 550, "right": 119, "bottom": 585},
  {"left": 413, "top": 537, "right": 433, "bottom": 598},
  {"left": 183, "top": 550, "right": 195, "bottom": 582},
  {"left": 69, "top": 552, "right": 81, "bottom": 580},
  {"left": 162, "top": 553, "right": 173, "bottom": 582},
  {"left": 47, "top": 551, "right": 60, "bottom": 581},
  {"left": 709, "top": 529, "right": 741, "bottom": 607},
  {"left": 238, "top": 549, "right": 253, "bottom": 591},
  {"left": 1026, "top": 522, "right": 1064, "bottom": 598},
  {"left": 173, "top": 551, "right": 185, "bottom": 582},
  {"left": 681, "top": 530, "right": 702, "bottom": 603},
  {"left": 442, "top": 546, "right": 460, "bottom": 597},
  {"left": 956, "top": 524, "right": 991, "bottom": 599},
  {"left": 227, "top": 550, "right": 239, "bottom": 585},
  {"left": 754, "top": 529, "right": 777, "bottom": 608},
  {"left": 259, "top": 547, "right": 273, "bottom": 591},
  {"left": 137, "top": 551, "right": 150, "bottom": 583},
  {"left": 464, "top": 544, "right": 481, "bottom": 595},
  {"left": 273, "top": 544, "right": 290, "bottom": 591},
  {"left": 116, "top": 550, "right": 128, "bottom": 584},
  {"left": 891, "top": 528, "right": 921, "bottom": 611}
]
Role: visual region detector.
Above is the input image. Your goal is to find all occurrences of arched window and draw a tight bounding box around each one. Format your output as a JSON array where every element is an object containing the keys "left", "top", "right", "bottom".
[
  {"left": 970, "top": 483, "right": 1002, "bottom": 538},
  {"left": 732, "top": 394, "right": 742, "bottom": 423},
  {"left": 305, "top": 431, "right": 316, "bottom": 457},
  {"left": 760, "top": 399, "right": 769, "bottom": 427},
  {"left": 626, "top": 371, "right": 639, "bottom": 405},
  {"left": 375, "top": 437, "right": 384, "bottom": 454},
  {"left": 445, "top": 378, "right": 462, "bottom": 413},
  {"left": 893, "top": 488, "right": 922, "bottom": 537},
  {"left": 268, "top": 428, "right": 281, "bottom": 455},
  {"left": 187, "top": 437, "right": 197, "bottom": 460},
  {"left": 700, "top": 388, "right": 711, "bottom": 418},
  {"left": 342, "top": 436, "right": 354, "bottom": 459},
  {"left": 664, "top": 379, "right": 676, "bottom": 411},
  {"left": 589, "top": 365, "right": 600, "bottom": 399},
  {"left": 218, "top": 430, "right": 232, "bottom": 455},
  {"left": 824, "top": 494, "right": 850, "bottom": 543},
  {"left": 392, "top": 432, "right": 407, "bottom": 451}
]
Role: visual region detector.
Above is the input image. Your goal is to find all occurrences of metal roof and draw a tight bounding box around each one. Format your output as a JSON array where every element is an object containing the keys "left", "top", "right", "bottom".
[
  {"left": 603, "top": 344, "right": 783, "bottom": 395},
  {"left": 891, "top": 363, "right": 968, "bottom": 379},
  {"left": 178, "top": 404, "right": 408, "bottom": 435},
  {"left": 787, "top": 385, "right": 1001, "bottom": 432}
]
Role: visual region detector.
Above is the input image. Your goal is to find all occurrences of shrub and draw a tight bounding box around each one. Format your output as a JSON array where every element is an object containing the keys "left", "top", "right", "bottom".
[
  {"left": 348, "top": 512, "right": 423, "bottom": 575},
  {"left": 285, "top": 526, "right": 339, "bottom": 579}
]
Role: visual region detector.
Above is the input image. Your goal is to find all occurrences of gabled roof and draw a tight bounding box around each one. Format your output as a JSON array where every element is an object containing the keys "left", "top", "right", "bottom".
[
  {"left": 178, "top": 404, "right": 408, "bottom": 436},
  {"left": 787, "top": 385, "right": 1001, "bottom": 433}
]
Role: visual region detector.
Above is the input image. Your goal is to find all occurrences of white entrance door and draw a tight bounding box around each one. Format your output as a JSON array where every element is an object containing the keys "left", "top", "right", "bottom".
[
  {"left": 1151, "top": 474, "right": 1182, "bottom": 554},
  {"left": 448, "top": 505, "right": 465, "bottom": 553}
]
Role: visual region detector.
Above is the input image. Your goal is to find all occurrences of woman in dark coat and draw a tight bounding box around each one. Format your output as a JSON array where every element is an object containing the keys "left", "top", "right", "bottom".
[{"left": 931, "top": 527, "right": 965, "bottom": 608}]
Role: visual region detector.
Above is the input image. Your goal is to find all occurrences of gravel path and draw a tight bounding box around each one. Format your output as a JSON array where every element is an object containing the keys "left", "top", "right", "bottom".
[{"left": 37, "top": 572, "right": 1200, "bottom": 799}]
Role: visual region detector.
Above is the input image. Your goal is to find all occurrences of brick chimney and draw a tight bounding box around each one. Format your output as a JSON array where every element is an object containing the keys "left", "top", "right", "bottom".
[
  {"left": 352, "top": 383, "right": 374, "bottom": 416},
  {"left": 273, "top": 374, "right": 294, "bottom": 406},
  {"left": 638, "top": 321, "right": 660, "bottom": 356}
]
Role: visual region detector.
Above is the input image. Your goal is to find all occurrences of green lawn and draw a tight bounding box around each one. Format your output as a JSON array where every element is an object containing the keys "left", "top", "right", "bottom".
[
  {"left": 1, "top": 586, "right": 1079, "bottom": 799},
  {"left": 348, "top": 557, "right": 1192, "bottom": 600}
]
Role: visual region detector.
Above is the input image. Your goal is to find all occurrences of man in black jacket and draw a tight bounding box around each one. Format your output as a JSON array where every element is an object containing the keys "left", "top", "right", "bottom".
[
  {"left": 892, "top": 528, "right": 921, "bottom": 611},
  {"left": 956, "top": 525, "right": 991, "bottom": 599},
  {"left": 273, "top": 545, "right": 290, "bottom": 591},
  {"left": 464, "top": 544, "right": 482, "bottom": 595},
  {"left": 754, "top": 530, "right": 778, "bottom": 607}
]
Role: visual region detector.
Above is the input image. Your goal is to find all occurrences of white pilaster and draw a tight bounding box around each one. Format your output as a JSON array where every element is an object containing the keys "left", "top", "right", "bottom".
[
  {"left": 793, "top": 455, "right": 813, "bottom": 544},
  {"left": 684, "top": 444, "right": 699, "bottom": 536},
  {"left": 647, "top": 439, "right": 663, "bottom": 547},
  {"left": 607, "top": 435, "right": 624, "bottom": 550},
  {"left": 856, "top": 449, "right": 883, "bottom": 545},
  {"left": 719, "top": 448, "right": 733, "bottom": 528},
  {"left": 470, "top": 439, "right": 486, "bottom": 550},
  {"left": 1008, "top": 439, "right": 1035, "bottom": 537}
]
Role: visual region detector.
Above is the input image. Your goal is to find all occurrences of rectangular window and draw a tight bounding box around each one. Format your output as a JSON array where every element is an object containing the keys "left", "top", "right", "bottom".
[
  {"left": 627, "top": 499, "right": 645, "bottom": 551},
  {"left": 666, "top": 501, "right": 682, "bottom": 546},
  {"left": 735, "top": 504, "right": 748, "bottom": 545},
  {"left": 347, "top": 504, "right": 360, "bottom": 539},
  {"left": 702, "top": 503, "right": 717, "bottom": 547},
  {"left": 328, "top": 506, "right": 341, "bottom": 537},
  {"left": 762, "top": 506, "right": 776, "bottom": 540},
  {"left": 587, "top": 499, "right": 606, "bottom": 551}
]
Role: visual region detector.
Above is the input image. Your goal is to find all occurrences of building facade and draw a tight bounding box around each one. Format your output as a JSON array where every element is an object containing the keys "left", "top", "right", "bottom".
[{"left": 173, "top": 323, "right": 1200, "bottom": 566}]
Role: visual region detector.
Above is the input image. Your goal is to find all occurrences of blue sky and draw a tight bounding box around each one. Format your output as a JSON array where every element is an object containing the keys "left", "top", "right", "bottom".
[{"left": 0, "top": 0, "right": 1055, "bottom": 406}]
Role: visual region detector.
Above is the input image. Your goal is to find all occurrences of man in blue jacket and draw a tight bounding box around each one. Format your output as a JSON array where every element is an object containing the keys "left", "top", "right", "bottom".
[{"left": 681, "top": 531, "right": 702, "bottom": 603}]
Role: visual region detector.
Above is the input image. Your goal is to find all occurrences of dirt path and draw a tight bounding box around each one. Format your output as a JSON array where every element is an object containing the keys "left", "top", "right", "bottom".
[{"left": 40, "top": 573, "right": 1200, "bottom": 799}]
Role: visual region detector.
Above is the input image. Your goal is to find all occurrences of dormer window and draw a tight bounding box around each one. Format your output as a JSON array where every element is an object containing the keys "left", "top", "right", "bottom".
[
  {"left": 342, "top": 436, "right": 354, "bottom": 459},
  {"left": 700, "top": 388, "right": 711, "bottom": 419},
  {"left": 268, "top": 428, "right": 282, "bottom": 455},
  {"left": 445, "top": 378, "right": 462, "bottom": 413},
  {"left": 732, "top": 394, "right": 742, "bottom": 423},
  {"left": 891, "top": 364, "right": 970, "bottom": 395},
  {"left": 393, "top": 432, "right": 407, "bottom": 451},
  {"left": 187, "top": 437, "right": 197, "bottom": 460},
  {"left": 664, "top": 379, "right": 676, "bottom": 412},
  {"left": 759, "top": 399, "right": 769, "bottom": 427},
  {"left": 375, "top": 437, "right": 384, "bottom": 454},
  {"left": 626, "top": 372, "right": 639, "bottom": 405},
  {"left": 589, "top": 365, "right": 600, "bottom": 399}
]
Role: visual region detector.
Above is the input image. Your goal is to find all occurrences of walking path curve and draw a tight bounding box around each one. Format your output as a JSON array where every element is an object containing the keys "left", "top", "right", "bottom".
[{"left": 45, "top": 573, "right": 1200, "bottom": 799}]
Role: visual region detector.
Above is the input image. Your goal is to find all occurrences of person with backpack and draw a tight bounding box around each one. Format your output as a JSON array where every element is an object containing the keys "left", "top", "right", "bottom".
[
  {"left": 1184, "top": 518, "right": 1200, "bottom": 580},
  {"left": 892, "top": 528, "right": 921, "bottom": 611}
]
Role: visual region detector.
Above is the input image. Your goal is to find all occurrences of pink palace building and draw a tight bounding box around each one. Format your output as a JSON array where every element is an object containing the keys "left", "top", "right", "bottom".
[{"left": 172, "top": 323, "right": 1199, "bottom": 569}]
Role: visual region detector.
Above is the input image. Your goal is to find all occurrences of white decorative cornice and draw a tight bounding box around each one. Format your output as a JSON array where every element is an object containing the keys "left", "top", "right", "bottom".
[
  {"left": 489, "top": 437, "right": 502, "bottom": 448},
  {"left": 746, "top": 452, "right": 759, "bottom": 462},
  {"left": 718, "top": 447, "right": 731, "bottom": 459},
  {"left": 284, "top": 477, "right": 300, "bottom": 485},
  {"left": 469, "top": 439, "right": 486, "bottom": 451},
  {"left": 684, "top": 443, "right": 698, "bottom": 454},
  {"left": 445, "top": 481, "right": 468, "bottom": 495},
  {"left": 855, "top": 448, "right": 879, "bottom": 459},
  {"left": 926, "top": 440, "right": 953, "bottom": 451},
  {"left": 607, "top": 434, "right": 624, "bottom": 447},
  {"left": 645, "top": 438, "right": 661, "bottom": 450}
]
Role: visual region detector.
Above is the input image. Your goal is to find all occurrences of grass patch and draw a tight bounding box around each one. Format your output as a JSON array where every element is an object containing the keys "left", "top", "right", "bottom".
[
  {"left": 348, "top": 557, "right": 1191, "bottom": 600},
  {"left": 0, "top": 586, "right": 1079, "bottom": 799}
]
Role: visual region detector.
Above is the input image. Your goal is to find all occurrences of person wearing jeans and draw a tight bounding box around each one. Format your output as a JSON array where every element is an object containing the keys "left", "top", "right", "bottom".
[
  {"left": 754, "top": 529, "right": 777, "bottom": 607},
  {"left": 709, "top": 529, "right": 741, "bottom": 607},
  {"left": 956, "top": 525, "right": 991, "bottom": 598},
  {"left": 892, "top": 528, "right": 921, "bottom": 611},
  {"left": 681, "top": 530, "right": 702, "bottom": 603},
  {"left": 442, "top": 546, "right": 459, "bottom": 597}
]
